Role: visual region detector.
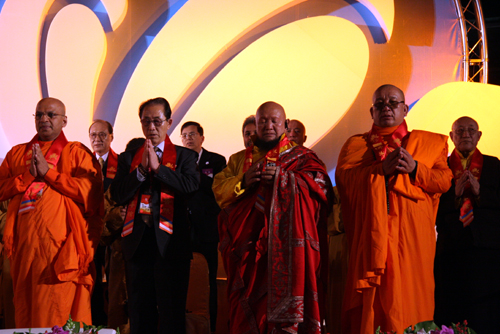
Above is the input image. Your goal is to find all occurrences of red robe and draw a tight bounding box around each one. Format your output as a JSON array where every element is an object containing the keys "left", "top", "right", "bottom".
[
  {"left": 336, "top": 129, "right": 452, "bottom": 334},
  {"left": 213, "top": 137, "right": 332, "bottom": 334},
  {"left": 0, "top": 135, "right": 104, "bottom": 327}
]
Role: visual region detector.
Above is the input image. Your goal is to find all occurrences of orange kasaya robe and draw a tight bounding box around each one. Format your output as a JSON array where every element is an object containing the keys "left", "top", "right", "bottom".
[
  {"left": 335, "top": 128, "right": 452, "bottom": 334},
  {"left": 0, "top": 133, "right": 104, "bottom": 328},
  {"left": 213, "top": 135, "right": 332, "bottom": 334}
]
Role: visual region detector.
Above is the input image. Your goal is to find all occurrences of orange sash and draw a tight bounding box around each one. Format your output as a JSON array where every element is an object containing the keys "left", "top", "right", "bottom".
[
  {"left": 105, "top": 148, "right": 118, "bottom": 179},
  {"left": 18, "top": 132, "right": 69, "bottom": 214},
  {"left": 449, "top": 148, "right": 483, "bottom": 226},
  {"left": 367, "top": 120, "right": 409, "bottom": 162},
  {"left": 122, "top": 137, "right": 176, "bottom": 237}
]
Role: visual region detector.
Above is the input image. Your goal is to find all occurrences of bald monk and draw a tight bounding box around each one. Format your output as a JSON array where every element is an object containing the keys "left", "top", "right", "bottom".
[
  {"left": 0, "top": 98, "right": 104, "bottom": 328},
  {"left": 434, "top": 117, "right": 500, "bottom": 334},
  {"left": 213, "top": 101, "right": 332, "bottom": 334},
  {"left": 335, "top": 85, "right": 452, "bottom": 334},
  {"left": 286, "top": 119, "right": 307, "bottom": 146}
]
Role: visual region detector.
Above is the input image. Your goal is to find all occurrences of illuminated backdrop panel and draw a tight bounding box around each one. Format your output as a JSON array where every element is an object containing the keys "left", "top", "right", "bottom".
[{"left": 0, "top": 0, "right": 487, "bottom": 179}]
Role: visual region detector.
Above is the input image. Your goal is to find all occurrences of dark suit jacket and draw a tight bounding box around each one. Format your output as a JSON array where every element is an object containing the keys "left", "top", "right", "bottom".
[
  {"left": 436, "top": 154, "right": 500, "bottom": 250},
  {"left": 435, "top": 154, "right": 500, "bottom": 298},
  {"left": 101, "top": 158, "right": 113, "bottom": 192},
  {"left": 188, "top": 148, "right": 226, "bottom": 243},
  {"left": 110, "top": 144, "right": 199, "bottom": 261}
]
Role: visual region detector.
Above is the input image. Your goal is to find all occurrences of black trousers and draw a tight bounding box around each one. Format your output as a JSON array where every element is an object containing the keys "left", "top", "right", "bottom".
[{"left": 125, "top": 226, "right": 190, "bottom": 334}]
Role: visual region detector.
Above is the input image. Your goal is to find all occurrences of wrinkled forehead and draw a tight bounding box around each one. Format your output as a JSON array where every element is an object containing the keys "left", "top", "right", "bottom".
[
  {"left": 289, "top": 120, "right": 305, "bottom": 131},
  {"left": 373, "top": 86, "right": 404, "bottom": 102},
  {"left": 453, "top": 118, "right": 479, "bottom": 130},
  {"left": 256, "top": 107, "right": 285, "bottom": 122},
  {"left": 90, "top": 121, "right": 109, "bottom": 133}
]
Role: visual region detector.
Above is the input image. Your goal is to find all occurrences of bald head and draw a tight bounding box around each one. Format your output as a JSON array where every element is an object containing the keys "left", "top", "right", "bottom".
[
  {"left": 256, "top": 102, "right": 287, "bottom": 143},
  {"left": 286, "top": 119, "right": 307, "bottom": 146},
  {"left": 450, "top": 116, "right": 482, "bottom": 157},
  {"left": 370, "top": 84, "right": 408, "bottom": 128},
  {"left": 35, "top": 97, "right": 67, "bottom": 141}
]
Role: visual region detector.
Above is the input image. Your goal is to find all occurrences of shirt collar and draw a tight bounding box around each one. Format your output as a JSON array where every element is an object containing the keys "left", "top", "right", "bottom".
[{"left": 96, "top": 151, "right": 109, "bottom": 161}]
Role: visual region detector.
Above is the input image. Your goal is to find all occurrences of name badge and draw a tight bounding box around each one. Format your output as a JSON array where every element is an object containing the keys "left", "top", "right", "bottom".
[
  {"left": 139, "top": 194, "right": 152, "bottom": 215},
  {"left": 202, "top": 168, "right": 214, "bottom": 178}
]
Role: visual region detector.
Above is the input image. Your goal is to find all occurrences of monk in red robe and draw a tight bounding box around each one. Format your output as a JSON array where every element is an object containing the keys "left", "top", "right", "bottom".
[
  {"left": 213, "top": 102, "right": 332, "bottom": 334},
  {"left": 0, "top": 98, "right": 104, "bottom": 328},
  {"left": 336, "top": 85, "right": 452, "bottom": 334}
]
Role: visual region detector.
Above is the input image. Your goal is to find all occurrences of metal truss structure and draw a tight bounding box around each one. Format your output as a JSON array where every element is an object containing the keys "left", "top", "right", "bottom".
[{"left": 454, "top": 0, "right": 488, "bottom": 83}]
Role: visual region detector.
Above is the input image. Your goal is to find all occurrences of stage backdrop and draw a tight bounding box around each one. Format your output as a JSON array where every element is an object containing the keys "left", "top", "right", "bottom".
[{"left": 1, "top": 0, "right": 493, "bottom": 183}]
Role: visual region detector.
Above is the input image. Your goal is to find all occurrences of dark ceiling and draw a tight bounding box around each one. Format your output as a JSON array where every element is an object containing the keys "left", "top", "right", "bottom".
[{"left": 481, "top": 0, "right": 500, "bottom": 84}]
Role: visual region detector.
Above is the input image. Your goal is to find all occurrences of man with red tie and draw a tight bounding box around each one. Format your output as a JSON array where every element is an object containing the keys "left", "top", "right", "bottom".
[
  {"left": 110, "top": 97, "right": 199, "bottom": 334},
  {"left": 434, "top": 117, "right": 500, "bottom": 334}
]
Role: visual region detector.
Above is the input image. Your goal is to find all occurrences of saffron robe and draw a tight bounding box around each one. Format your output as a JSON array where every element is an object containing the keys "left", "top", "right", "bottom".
[
  {"left": 0, "top": 138, "right": 104, "bottom": 328},
  {"left": 335, "top": 130, "right": 452, "bottom": 334},
  {"left": 213, "top": 140, "right": 332, "bottom": 334}
]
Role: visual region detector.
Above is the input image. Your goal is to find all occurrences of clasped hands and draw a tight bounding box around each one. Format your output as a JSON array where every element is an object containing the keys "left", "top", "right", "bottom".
[
  {"left": 382, "top": 147, "right": 416, "bottom": 176},
  {"left": 30, "top": 144, "right": 49, "bottom": 179},
  {"left": 455, "top": 170, "right": 480, "bottom": 197},
  {"left": 140, "top": 139, "right": 160, "bottom": 173},
  {"left": 242, "top": 162, "right": 276, "bottom": 189}
]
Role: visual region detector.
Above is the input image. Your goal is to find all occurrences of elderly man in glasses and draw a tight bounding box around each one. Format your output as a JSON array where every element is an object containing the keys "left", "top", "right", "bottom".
[
  {"left": 434, "top": 117, "right": 500, "bottom": 334},
  {"left": 0, "top": 97, "right": 104, "bottom": 328},
  {"left": 180, "top": 121, "right": 226, "bottom": 333},
  {"left": 335, "top": 85, "right": 453, "bottom": 334},
  {"left": 110, "top": 97, "right": 199, "bottom": 334}
]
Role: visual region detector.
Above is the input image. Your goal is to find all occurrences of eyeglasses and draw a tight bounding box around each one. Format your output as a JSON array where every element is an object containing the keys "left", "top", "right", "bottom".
[
  {"left": 141, "top": 118, "right": 167, "bottom": 127},
  {"left": 180, "top": 132, "right": 199, "bottom": 140},
  {"left": 89, "top": 132, "right": 109, "bottom": 140},
  {"left": 454, "top": 128, "right": 477, "bottom": 136},
  {"left": 33, "top": 112, "right": 65, "bottom": 120},
  {"left": 372, "top": 100, "right": 405, "bottom": 110}
]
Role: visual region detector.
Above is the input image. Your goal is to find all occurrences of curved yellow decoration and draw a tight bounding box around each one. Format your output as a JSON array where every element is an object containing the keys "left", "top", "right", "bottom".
[{"left": 407, "top": 82, "right": 500, "bottom": 158}]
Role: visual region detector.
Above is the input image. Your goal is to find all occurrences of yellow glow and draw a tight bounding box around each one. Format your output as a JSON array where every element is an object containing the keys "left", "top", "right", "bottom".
[
  {"left": 358, "top": 0, "right": 394, "bottom": 41},
  {"left": 45, "top": 4, "right": 107, "bottom": 142},
  {"left": 171, "top": 16, "right": 369, "bottom": 157},
  {"left": 101, "top": 0, "right": 128, "bottom": 31},
  {"left": 407, "top": 82, "right": 500, "bottom": 158},
  {"left": 114, "top": 0, "right": 306, "bottom": 152}
]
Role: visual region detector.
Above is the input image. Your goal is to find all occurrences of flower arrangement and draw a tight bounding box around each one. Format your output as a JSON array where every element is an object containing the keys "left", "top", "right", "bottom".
[
  {"left": 375, "top": 320, "right": 477, "bottom": 334},
  {"left": 13, "top": 315, "right": 120, "bottom": 334}
]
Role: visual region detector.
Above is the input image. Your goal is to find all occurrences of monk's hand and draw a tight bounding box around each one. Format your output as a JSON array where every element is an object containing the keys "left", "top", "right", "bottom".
[
  {"left": 455, "top": 171, "right": 469, "bottom": 197},
  {"left": 33, "top": 144, "right": 49, "bottom": 178},
  {"left": 141, "top": 139, "right": 151, "bottom": 170},
  {"left": 382, "top": 148, "right": 402, "bottom": 175},
  {"left": 467, "top": 170, "right": 480, "bottom": 196},
  {"left": 119, "top": 206, "right": 127, "bottom": 220},
  {"left": 30, "top": 145, "right": 38, "bottom": 178},
  {"left": 395, "top": 147, "right": 416, "bottom": 174},
  {"left": 261, "top": 163, "right": 277, "bottom": 185},
  {"left": 242, "top": 162, "right": 261, "bottom": 189}
]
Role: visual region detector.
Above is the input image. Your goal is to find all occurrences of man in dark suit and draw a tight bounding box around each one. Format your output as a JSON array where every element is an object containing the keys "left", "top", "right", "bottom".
[
  {"left": 88, "top": 119, "right": 119, "bottom": 326},
  {"left": 110, "top": 98, "right": 199, "bottom": 334},
  {"left": 434, "top": 116, "right": 500, "bottom": 334},
  {"left": 180, "top": 121, "right": 226, "bottom": 333}
]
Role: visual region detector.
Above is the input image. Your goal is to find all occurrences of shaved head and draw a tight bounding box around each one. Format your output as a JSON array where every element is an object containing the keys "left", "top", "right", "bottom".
[
  {"left": 255, "top": 101, "right": 287, "bottom": 149},
  {"left": 286, "top": 119, "right": 307, "bottom": 146},
  {"left": 450, "top": 116, "right": 482, "bottom": 157},
  {"left": 35, "top": 97, "right": 67, "bottom": 141}
]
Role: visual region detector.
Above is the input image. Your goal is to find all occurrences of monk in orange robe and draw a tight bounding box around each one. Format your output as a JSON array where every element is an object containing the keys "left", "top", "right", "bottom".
[
  {"left": 0, "top": 98, "right": 104, "bottom": 328},
  {"left": 335, "top": 85, "right": 452, "bottom": 334},
  {"left": 213, "top": 102, "right": 332, "bottom": 334}
]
